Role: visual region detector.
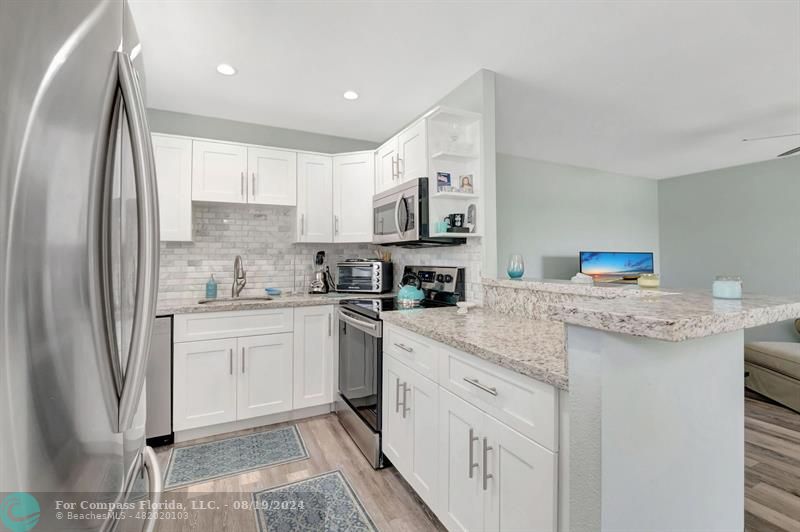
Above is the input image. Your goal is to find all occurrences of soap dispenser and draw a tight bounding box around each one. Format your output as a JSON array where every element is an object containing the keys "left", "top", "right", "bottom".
[{"left": 205, "top": 274, "right": 218, "bottom": 299}]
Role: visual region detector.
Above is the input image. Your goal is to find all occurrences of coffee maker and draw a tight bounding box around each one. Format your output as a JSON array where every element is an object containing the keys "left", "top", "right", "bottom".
[{"left": 309, "top": 251, "right": 335, "bottom": 294}]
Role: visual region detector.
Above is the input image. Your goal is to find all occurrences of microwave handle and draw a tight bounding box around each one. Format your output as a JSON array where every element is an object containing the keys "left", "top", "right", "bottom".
[{"left": 394, "top": 194, "right": 405, "bottom": 237}]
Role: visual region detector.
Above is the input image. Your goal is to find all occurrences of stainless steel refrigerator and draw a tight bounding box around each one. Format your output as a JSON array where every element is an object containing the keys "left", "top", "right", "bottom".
[{"left": 1, "top": 1, "right": 162, "bottom": 530}]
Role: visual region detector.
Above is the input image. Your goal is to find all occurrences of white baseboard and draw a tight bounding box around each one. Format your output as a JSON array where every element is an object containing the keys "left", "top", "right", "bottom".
[{"left": 174, "top": 403, "right": 333, "bottom": 443}]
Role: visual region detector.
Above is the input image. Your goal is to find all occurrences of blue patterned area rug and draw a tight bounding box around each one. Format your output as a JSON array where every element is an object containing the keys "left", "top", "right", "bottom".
[
  {"left": 253, "top": 470, "right": 378, "bottom": 532},
  {"left": 164, "top": 425, "right": 309, "bottom": 489}
]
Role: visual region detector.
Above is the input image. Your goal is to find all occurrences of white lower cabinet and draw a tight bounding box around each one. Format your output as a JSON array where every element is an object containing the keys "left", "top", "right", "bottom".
[
  {"left": 173, "top": 306, "right": 335, "bottom": 433},
  {"left": 293, "top": 305, "right": 334, "bottom": 409},
  {"left": 237, "top": 333, "right": 294, "bottom": 419},
  {"left": 173, "top": 338, "right": 238, "bottom": 431},
  {"left": 383, "top": 324, "right": 558, "bottom": 532}
]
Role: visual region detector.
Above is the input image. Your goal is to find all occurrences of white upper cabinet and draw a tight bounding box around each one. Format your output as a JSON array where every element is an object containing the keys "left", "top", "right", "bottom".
[
  {"left": 152, "top": 134, "right": 192, "bottom": 241},
  {"left": 376, "top": 137, "right": 399, "bottom": 193},
  {"left": 333, "top": 152, "right": 374, "bottom": 242},
  {"left": 296, "top": 153, "right": 333, "bottom": 243},
  {"left": 247, "top": 147, "right": 297, "bottom": 206},
  {"left": 397, "top": 119, "right": 428, "bottom": 182},
  {"left": 191, "top": 140, "right": 247, "bottom": 203}
]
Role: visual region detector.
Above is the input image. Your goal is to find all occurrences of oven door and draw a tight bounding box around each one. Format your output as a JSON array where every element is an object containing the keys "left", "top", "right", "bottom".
[
  {"left": 372, "top": 183, "right": 419, "bottom": 244},
  {"left": 338, "top": 308, "right": 382, "bottom": 432}
]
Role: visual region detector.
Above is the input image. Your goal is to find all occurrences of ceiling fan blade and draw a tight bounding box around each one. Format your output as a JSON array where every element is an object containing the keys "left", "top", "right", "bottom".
[
  {"left": 742, "top": 133, "right": 800, "bottom": 142},
  {"left": 777, "top": 146, "right": 800, "bottom": 157}
]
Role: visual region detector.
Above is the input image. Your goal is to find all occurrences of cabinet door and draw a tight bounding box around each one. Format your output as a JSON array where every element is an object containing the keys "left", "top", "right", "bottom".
[
  {"left": 375, "top": 137, "right": 398, "bottom": 193},
  {"left": 407, "top": 369, "right": 440, "bottom": 512},
  {"left": 296, "top": 153, "right": 333, "bottom": 242},
  {"left": 152, "top": 134, "right": 192, "bottom": 241},
  {"left": 483, "top": 415, "right": 557, "bottom": 532},
  {"left": 383, "top": 355, "right": 411, "bottom": 475},
  {"left": 192, "top": 140, "right": 247, "bottom": 203},
  {"left": 333, "top": 153, "right": 374, "bottom": 243},
  {"left": 397, "top": 120, "right": 427, "bottom": 182},
  {"left": 293, "top": 305, "right": 334, "bottom": 409},
  {"left": 173, "top": 338, "right": 237, "bottom": 431},
  {"left": 438, "top": 389, "right": 485, "bottom": 532},
  {"left": 237, "top": 333, "right": 294, "bottom": 419},
  {"left": 248, "top": 147, "right": 297, "bottom": 206}
]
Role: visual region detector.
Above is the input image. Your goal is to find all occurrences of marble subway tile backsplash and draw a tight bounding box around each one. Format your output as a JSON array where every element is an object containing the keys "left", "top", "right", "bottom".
[
  {"left": 158, "top": 203, "right": 371, "bottom": 301},
  {"left": 159, "top": 202, "right": 484, "bottom": 303}
]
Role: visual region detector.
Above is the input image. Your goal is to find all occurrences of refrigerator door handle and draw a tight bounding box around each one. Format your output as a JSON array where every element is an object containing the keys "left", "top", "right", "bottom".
[
  {"left": 116, "top": 51, "right": 160, "bottom": 432},
  {"left": 142, "top": 446, "right": 163, "bottom": 532}
]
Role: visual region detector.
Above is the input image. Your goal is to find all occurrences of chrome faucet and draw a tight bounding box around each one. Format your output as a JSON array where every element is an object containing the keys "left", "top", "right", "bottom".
[{"left": 232, "top": 255, "right": 247, "bottom": 297}]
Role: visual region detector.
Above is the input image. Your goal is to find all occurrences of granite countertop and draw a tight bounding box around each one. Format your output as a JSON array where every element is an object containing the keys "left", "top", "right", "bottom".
[
  {"left": 547, "top": 290, "right": 800, "bottom": 342},
  {"left": 482, "top": 276, "right": 653, "bottom": 298},
  {"left": 380, "top": 307, "right": 568, "bottom": 390},
  {"left": 157, "top": 292, "right": 373, "bottom": 315}
]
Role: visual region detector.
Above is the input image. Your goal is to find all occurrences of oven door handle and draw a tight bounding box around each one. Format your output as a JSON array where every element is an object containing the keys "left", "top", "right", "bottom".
[{"left": 338, "top": 309, "right": 382, "bottom": 338}]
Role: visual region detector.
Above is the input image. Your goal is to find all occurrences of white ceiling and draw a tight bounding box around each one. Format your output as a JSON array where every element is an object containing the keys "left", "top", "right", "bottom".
[{"left": 129, "top": 0, "right": 800, "bottom": 179}]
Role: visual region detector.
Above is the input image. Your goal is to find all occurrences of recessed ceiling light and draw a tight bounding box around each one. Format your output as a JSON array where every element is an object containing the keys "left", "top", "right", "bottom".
[
  {"left": 216, "top": 63, "right": 237, "bottom": 76},
  {"left": 343, "top": 90, "right": 359, "bottom": 101}
]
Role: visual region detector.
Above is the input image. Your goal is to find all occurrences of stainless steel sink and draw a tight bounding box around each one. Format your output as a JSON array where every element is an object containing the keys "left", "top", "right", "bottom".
[{"left": 198, "top": 296, "right": 273, "bottom": 305}]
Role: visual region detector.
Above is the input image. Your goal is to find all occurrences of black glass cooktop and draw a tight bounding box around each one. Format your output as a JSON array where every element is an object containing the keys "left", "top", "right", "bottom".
[{"left": 339, "top": 296, "right": 454, "bottom": 320}]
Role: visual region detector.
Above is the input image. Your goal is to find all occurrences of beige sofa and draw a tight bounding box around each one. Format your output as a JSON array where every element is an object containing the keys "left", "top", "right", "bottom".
[{"left": 744, "top": 319, "right": 800, "bottom": 413}]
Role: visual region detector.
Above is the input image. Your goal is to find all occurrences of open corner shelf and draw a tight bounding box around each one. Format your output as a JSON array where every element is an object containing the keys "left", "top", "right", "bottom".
[
  {"left": 430, "top": 232, "right": 483, "bottom": 239},
  {"left": 431, "top": 150, "right": 480, "bottom": 161},
  {"left": 431, "top": 191, "right": 479, "bottom": 199}
]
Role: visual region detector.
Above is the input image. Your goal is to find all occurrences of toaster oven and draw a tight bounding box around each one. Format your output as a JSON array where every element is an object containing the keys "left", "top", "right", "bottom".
[{"left": 335, "top": 261, "right": 393, "bottom": 293}]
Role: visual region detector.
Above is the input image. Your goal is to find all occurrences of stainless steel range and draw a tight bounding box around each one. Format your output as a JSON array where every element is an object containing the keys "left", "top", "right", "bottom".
[{"left": 335, "top": 265, "right": 465, "bottom": 468}]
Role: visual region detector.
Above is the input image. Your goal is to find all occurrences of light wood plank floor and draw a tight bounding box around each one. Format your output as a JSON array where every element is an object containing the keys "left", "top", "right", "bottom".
[
  {"left": 153, "top": 414, "right": 444, "bottom": 531},
  {"left": 745, "top": 389, "right": 800, "bottom": 531},
  {"left": 153, "top": 392, "right": 800, "bottom": 531}
]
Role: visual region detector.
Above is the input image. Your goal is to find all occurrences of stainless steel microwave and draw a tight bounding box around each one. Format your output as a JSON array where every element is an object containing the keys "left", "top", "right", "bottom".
[
  {"left": 372, "top": 177, "right": 466, "bottom": 247},
  {"left": 335, "top": 261, "right": 393, "bottom": 293}
]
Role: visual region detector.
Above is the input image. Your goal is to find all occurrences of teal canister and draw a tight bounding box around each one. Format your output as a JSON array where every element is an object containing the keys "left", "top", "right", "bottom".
[{"left": 205, "top": 274, "right": 218, "bottom": 299}]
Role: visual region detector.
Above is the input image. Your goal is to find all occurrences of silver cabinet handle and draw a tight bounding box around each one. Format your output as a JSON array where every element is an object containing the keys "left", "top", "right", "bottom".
[
  {"left": 300, "top": 213, "right": 305, "bottom": 236},
  {"left": 252, "top": 172, "right": 256, "bottom": 197},
  {"left": 328, "top": 313, "right": 332, "bottom": 336},
  {"left": 241, "top": 346, "right": 245, "bottom": 374},
  {"left": 240, "top": 171, "right": 244, "bottom": 198},
  {"left": 397, "top": 156, "right": 404, "bottom": 179},
  {"left": 229, "top": 348, "right": 233, "bottom": 375},
  {"left": 468, "top": 428, "right": 479, "bottom": 478},
  {"left": 116, "top": 51, "right": 159, "bottom": 433},
  {"left": 394, "top": 342, "right": 413, "bottom": 353},
  {"left": 482, "top": 437, "right": 493, "bottom": 490},
  {"left": 334, "top": 215, "right": 339, "bottom": 235},
  {"left": 402, "top": 382, "right": 410, "bottom": 418},
  {"left": 463, "top": 377, "right": 498, "bottom": 396},
  {"left": 395, "top": 378, "right": 402, "bottom": 413},
  {"left": 392, "top": 156, "right": 399, "bottom": 180},
  {"left": 142, "top": 446, "right": 163, "bottom": 532}
]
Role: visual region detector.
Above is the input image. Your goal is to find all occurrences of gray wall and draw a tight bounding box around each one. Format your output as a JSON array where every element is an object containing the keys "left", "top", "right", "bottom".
[
  {"left": 147, "top": 108, "right": 378, "bottom": 153},
  {"left": 496, "top": 154, "right": 660, "bottom": 279},
  {"left": 659, "top": 156, "right": 800, "bottom": 342}
]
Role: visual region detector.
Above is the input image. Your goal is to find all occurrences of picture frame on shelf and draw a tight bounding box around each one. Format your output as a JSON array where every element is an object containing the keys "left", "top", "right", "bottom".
[
  {"left": 437, "top": 171, "right": 451, "bottom": 191},
  {"left": 458, "top": 174, "right": 474, "bottom": 193}
]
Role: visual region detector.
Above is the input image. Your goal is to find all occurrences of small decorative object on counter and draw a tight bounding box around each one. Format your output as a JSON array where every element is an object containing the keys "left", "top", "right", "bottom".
[
  {"left": 712, "top": 275, "right": 742, "bottom": 299},
  {"left": 507, "top": 254, "right": 525, "bottom": 279},
  {"left": 205, "top": 274, "right": 218, "bottom": 299},
  {"left": 456, "top": 301, "right": 477, "bottom": 314},
  {"left": 637, "top": 273, "right": 660, "bottom": 288},
  {"left": 265, "top": 288, "right": 282, "bottom": 296},
  {"left": 571, "top": 272, "right": 594, "bottom": 284}
]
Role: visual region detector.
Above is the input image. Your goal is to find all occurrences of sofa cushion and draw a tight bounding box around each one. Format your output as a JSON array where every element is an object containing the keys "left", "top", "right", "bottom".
[{"left": 745, "top": 341, "right": 800, "bottom": 380}]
